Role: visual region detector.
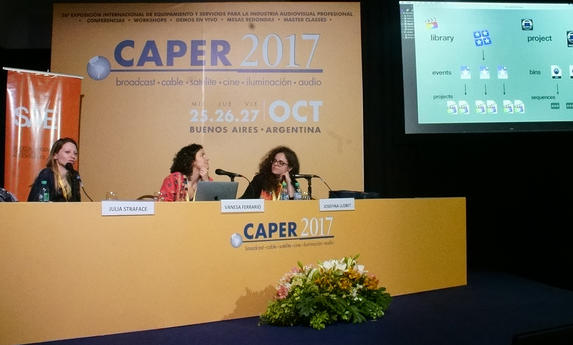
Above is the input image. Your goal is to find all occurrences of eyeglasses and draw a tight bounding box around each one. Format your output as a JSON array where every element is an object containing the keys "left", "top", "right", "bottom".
[{"left": 272, "top": 159, "right": 288, "bottom": 167}]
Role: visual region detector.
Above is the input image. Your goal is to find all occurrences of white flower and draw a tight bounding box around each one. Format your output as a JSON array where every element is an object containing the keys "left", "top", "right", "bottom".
[
  {"left": 356, "top": 264, "right": 365, "bottom": 274},
  {"left": 307, "top": 268, "right": 318, "bottom": 281},
  {"left": 344, "top": 256, "right": 356, "bottom": 267},
  {"left": 335, "top": 262, "right": 347, "bottom": 271},
  {"left": 321, "top": 259, "right": 337, "bottom": 270}
]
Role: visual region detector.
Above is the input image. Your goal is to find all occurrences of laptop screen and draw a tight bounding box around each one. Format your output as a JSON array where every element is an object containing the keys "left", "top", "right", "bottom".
[{"left": 194, "top": 181, "right": 238, "bottom": 201}]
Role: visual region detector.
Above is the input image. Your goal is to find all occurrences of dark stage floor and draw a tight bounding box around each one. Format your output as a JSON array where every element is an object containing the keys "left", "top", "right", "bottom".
[{"left": 37, "top": 272, "right": 573, "bottom": 345}]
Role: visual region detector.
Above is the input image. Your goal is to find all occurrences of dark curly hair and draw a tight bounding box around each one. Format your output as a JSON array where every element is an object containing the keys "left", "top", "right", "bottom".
[
  {"left": 257, "top": 146, "right": 300, "bottom": 192},
  {"left": 170, "top": 144, "right": 203, "bottom": 176}
]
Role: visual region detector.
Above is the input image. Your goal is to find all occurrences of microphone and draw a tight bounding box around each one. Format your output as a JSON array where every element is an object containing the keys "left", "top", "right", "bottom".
[
  {"left": 65, "top": 163, "right": 93, "bottom": 201},
  {"left": 291, "top": 174, "right": 333, "bottom": 199},
  {"left": 65, "top": 163, "right": 80, "bottom": 181},
  {"left": 216, "top": 168, "right": 250, "bottom": 183},
  {"left": 215, "top": 168, "right": 243, "bottom": 178},
  {"left": 292, "top": 174, "right": 319, "bottom": 179}
]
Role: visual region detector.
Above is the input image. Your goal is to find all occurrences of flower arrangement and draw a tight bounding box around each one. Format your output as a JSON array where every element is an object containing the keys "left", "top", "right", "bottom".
[{"left": 259, "top": 255, "right": 392, "bottom": 330}]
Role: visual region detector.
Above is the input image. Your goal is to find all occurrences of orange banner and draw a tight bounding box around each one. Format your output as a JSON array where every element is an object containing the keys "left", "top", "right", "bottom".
[{"left": 3, "top": 68, "right": 82, "bottom": 201}]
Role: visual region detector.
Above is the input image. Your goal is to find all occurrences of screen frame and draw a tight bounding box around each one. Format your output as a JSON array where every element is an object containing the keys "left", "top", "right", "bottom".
[{"left": 399, "top": 1, "right": 573, "bottom": 134}]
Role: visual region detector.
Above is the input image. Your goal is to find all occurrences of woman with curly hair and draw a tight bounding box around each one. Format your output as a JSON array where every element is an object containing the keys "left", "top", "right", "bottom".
[
  {"left": 27, "top": 137, "right": 81, "bottom": 202},
  {"left": 240, "top": 146, "right": 299, "bottom": 200},
  {"left": 160, "top": 143, "right": 212, "bottom": 201}
]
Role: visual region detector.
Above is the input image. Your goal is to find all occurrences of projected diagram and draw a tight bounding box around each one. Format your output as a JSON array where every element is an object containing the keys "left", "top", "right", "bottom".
[
  {"left": 446, "top": 27, "right": 526, "bottom": 116},
  {"left": 400, "top": 2, "right": 573, "bottom": 130}
]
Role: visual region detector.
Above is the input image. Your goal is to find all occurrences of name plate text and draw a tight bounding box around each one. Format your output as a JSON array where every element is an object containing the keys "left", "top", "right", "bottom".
[
  {"left": 319, "top": 198, "right": 355, "bottom": 211},
  {"left": 101, "top": 201, "right": 155, "bottom": 216},
  {"left": 221, "top": 199, "right": 265, "bottom": 213}
]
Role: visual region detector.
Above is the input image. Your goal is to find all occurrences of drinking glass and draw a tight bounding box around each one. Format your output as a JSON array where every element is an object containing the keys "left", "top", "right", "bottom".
[
  {"left": 153, "top": 192, "right": 164, "bottom": 201},
  {"left": 105, "top": 191, "right": 118, "bottom": 200}
]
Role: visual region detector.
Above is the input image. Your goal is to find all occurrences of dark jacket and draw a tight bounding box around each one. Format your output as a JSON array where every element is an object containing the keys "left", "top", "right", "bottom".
[
  {"left": 240, "top": 174, "right": 296, "bottom": 199},
  {"left": 27, "top": 168, "right": 81, "bottom": 202}
]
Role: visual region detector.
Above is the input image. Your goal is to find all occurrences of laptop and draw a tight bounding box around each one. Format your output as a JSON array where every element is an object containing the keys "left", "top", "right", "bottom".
[{"left": 194, "top": 181, "right": 238, "bottom": 201}]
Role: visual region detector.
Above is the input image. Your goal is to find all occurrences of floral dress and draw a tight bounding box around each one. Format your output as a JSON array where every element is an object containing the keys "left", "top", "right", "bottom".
[{"left": 159, "top": 172, "right": 189, "bottom": 201}]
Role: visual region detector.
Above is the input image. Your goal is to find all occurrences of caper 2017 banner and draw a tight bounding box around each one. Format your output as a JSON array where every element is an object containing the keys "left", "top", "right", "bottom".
[{"left": 51, "top": 2, "right": 363, "bottom": 200}]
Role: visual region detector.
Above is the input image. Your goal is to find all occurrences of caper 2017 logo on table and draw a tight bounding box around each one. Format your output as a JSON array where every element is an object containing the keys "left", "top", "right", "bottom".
[{"left": 229, "top": 217, "right": 334, "bottom": 248}]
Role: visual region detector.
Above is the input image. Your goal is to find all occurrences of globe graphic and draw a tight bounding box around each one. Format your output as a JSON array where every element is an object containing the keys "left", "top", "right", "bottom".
[
  {"left": 87, "top": 56, "right": 111, "bottom": 80},
  {"left": 230, "top": 233, "right": 243, "bottom": 248}
]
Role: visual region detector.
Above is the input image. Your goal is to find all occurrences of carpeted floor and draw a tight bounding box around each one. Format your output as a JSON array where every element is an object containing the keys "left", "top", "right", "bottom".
[{"left": 37, "top": 272, "right": 573, "bottom": 345}]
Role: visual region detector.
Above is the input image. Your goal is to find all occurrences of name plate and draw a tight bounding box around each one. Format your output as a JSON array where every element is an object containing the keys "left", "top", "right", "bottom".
[
  {"left": 221, "top": 199, "right": 264, "bottom": 213},
  {"left": 101, "top": 201, "right": 155, "bottom": 216},
  {"left": 319, "top": 198, "right": 355, "bottom": 211}
]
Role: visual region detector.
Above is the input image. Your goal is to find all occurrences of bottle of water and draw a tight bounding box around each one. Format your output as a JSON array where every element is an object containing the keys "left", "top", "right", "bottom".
[
  {"left": 294, "top": 182, "right": 302, "bottom": 200},
  {"left": 39, "top": 180, "right": 50, "bottom": 202},
  {"left": 280, "top": 181, "right": 289, "bottom": 200}
]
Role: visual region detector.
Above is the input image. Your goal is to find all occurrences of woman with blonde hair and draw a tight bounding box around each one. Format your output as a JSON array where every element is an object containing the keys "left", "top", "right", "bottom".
[{"left": 27, "top": 137, "right": 81, "bottom": 202}]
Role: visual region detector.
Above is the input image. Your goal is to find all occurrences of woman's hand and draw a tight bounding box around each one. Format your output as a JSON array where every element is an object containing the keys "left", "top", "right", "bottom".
[
  {"left": 198, "top": 167, "right": 210, "bottom": 181},
  {"left": 280, "top": 172, "right": 294, "bottom": 199},
  {"left": 190, "top": 167, "right": 209, "bottom": 185},
  {"left": 280, "top": 172, "right": 291, "bottom": 184}
]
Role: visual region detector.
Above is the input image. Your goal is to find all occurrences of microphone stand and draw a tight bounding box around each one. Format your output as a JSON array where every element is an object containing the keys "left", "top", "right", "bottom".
[
  {"left": 304, "top": 175, "right": 332, "bottom": 199},
  {"left": 82, "top": 186, "right": 94, "bottom": 201},
  {"left": 293, "top": 174, "right": 331, "bottom": 199},
  {"left": 221, "top": 174, "right": 251, "bottom": 184}
]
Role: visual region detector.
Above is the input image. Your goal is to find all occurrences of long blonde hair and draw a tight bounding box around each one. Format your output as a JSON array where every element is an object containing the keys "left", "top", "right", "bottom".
[{"left": 46, "top": 137, "right": 78, "bottom": 197}]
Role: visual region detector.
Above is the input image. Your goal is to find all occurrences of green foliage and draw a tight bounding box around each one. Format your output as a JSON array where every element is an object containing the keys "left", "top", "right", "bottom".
[{"left": 259, "top": 255, "right": 392, "bottom": 330}]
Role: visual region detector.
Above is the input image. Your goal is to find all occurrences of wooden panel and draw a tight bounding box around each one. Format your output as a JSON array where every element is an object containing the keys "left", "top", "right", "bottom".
[{"left": 0, "top": 198, "right": 466, "bottom": 345}]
